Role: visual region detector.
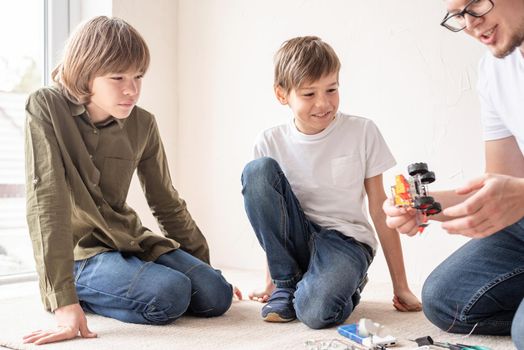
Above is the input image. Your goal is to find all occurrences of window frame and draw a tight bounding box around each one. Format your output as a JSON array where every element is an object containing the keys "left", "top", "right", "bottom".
[{"left": 0, "top": 0, "right": 73, "bottom": 285}]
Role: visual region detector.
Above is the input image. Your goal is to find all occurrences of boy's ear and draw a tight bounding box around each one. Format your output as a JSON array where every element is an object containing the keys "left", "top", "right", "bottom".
[{"left": 274, "top": 85, "right": 288, "bottom": 105}]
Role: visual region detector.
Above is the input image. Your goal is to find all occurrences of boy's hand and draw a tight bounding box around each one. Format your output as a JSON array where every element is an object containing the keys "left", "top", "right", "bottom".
[
  {"left": 382, "top": 198, "right": 419, "bottom": 236},
  {"left": 22, "top": 303, "right": 97, "bottom": 345},
  {"left": 392, "top": 290, "right": 422, "bottom": 312},
  {"left": 233, "top": 286, "right": 243, "bottom": 300}
]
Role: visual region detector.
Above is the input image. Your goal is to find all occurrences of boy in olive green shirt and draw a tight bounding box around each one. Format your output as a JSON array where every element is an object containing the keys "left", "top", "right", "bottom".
[{"left": 23, "top": 16, "right": 232, "bottom": 345}]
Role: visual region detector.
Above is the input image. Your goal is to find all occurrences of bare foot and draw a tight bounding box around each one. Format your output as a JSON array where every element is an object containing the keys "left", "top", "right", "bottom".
[{"left": 249, "top": 283, "right": 275, "bottom": 303}]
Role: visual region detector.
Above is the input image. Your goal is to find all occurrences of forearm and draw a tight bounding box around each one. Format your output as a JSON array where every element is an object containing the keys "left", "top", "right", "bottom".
[{"left": 372, "top": 213, "right": 410, "bottom": 291}]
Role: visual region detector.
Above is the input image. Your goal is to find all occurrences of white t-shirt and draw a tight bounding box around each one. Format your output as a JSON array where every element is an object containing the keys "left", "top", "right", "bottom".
[
  {"left": 478, "top": 49, "right": 524, "bottom": 153},
  {"left": 253, "top": 112, "right": 396, "bottom": 251}
]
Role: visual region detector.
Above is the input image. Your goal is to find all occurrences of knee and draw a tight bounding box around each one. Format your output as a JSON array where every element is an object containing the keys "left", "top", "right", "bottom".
[
  {"left": 241, "top": 157, "right": 280, "bottom": 190},
  {"left": 422, "top": 274, "right": 452, "bottom": 331},
  {"left": 511, "top": 302, "right": 524, "bottom": 349},
  {"left": 143, "top": 272, "right": 192, "bottom": 325},
  {"left": 191, "top": 270, "right": 233, "bottom": 317},
  {"left": 295, "top": 289, "right": 351, "bottom": 329}
]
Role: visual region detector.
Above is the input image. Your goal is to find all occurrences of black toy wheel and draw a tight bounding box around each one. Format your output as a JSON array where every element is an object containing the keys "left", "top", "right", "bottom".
[
  {"left": 408, "top": 162, "right": 428, "bottom": 176},
  {"left": 420, "top": 171, "right": 436, "bottom": 184},
  {"left": 414, "top": 196, "right": 434, "bottom": 209},
  {"left": 425, "top": 202, "right": 442, "bottom": 215}
]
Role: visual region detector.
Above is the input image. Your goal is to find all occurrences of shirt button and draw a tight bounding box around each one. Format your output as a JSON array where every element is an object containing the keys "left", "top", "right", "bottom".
[
  {"left": 130, "top": 241, "right": 135, "bottom": 246},
  {"left": 93, "top": 129, "right": 98, "bottom": 134},
  {"left": 96, "top": 205, "right": 101, "bottom": 210},
  {"left": 89, "top": 154, "right": 93, "bottom": 159},
  {"left": 32, "top": 177, "right": 40, "bottom": 185}
]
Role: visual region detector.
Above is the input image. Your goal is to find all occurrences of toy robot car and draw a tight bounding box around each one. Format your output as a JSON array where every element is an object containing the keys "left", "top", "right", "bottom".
[{"left": 392, "top": 162, "right": 442, "bottom": 233}]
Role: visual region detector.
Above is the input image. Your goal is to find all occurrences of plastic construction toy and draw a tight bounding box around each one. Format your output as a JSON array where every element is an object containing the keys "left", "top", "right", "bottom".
[{"left": 391, "top": 162, "right": 442, "bottom": 233}]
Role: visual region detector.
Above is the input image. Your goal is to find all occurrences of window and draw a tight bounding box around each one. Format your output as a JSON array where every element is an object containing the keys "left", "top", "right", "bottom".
[{"left": 0, "top": 0, "right": 70, "bottom": 281}]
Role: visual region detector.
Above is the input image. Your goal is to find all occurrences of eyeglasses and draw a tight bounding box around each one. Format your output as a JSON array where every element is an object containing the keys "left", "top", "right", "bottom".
[{"left": 441, "top": 0, "right": 494, "bottom": 32}]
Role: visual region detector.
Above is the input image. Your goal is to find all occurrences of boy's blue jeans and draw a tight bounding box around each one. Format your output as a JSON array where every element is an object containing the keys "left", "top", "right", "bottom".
[
  {"left": 73, "top": 249, "right": 233, "bottom": 325},
  {"left": 421, "top": 219, "right": 524, "bottom": 348},
  {"left": 241, "top": 157, "right": 373, "bottom": 329}
]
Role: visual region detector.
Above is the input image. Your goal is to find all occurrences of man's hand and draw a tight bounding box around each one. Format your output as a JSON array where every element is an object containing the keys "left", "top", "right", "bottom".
[
  {"left": 442, "top": 174, "right": 524, "bottom": 238},
  {"left": 383, "top": 198, "right": 419, "bottom": 236},
  {"left": 23, "top": 303, "right": 97, "bottom": 345}
]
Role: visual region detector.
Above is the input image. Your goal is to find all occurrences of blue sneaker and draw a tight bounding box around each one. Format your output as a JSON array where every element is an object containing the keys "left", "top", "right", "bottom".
[{"left": 261, "top": 287, "right": 296, "bottom": 322}]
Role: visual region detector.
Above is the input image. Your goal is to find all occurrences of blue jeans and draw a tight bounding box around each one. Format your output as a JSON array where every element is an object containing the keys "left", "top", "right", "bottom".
[
  {"left": 422, "top": 219, "right": 524, "bottom": 347},
  {"left": 241, "top": 157, "right": 373, "bottom": 329},
  {"left": 74, "top": 249, "right": 233, "bottom": 325}
]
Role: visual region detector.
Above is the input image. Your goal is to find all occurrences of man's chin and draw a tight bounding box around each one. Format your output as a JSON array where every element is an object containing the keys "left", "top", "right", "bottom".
[
  {"left": 491, "top": 34, "right": 524, "bottom": 58},
  {"left": 491, "top": 44, "right": 518, "bottom": 59}
]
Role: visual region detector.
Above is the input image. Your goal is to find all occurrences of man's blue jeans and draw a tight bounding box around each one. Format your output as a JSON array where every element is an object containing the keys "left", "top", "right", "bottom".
[
  {"left": 241, "top": 157, "right": 373, "bottom": 329},
  {"left": 422, "top": 219, "right": 524, "bottom": 347},
  {"left": 74, "top": 249, "right": 233, "bottom": 324}
]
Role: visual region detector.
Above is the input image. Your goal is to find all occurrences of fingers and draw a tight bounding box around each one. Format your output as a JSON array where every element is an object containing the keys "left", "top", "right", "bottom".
[
  {"left": 392, "top": 296, "right": 409, "bottom": 312},
  {"left": 79, "top": 323, "right": 97, "bottom": 339},
  {"left": 382, "top": 198, "right": 406, "bottom": 216},
  {"left": 443, "top": 193, "right": 484, "bottom": 218},
  {"left": 233, "top": 286, "right": 243, "bottom": 300},
  {"left": 453, "top": 176, "right": 486, "bottom": 195},
  {"left": 392, "top": 295, "right": 422, "bottom": 312},
  {"left": 443, "top": 218, "right": 497, "bottom": 238},
  {"left": 249, "top": 294, "right": 270, "bottom": 303},
  {"left": 23, "top": 326, "right": 76, "bottom": 345}
]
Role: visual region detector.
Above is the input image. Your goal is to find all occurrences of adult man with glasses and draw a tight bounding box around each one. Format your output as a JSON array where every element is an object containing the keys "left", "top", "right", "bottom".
[{"left": 384, "top": 0, "right": 524, "bottom": 347}]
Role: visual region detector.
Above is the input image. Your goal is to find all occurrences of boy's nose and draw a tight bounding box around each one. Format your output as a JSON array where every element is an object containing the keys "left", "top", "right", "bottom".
[
  {"left": 315, "top": 94, "right": 328, "bottom": 107},
  {"left": 124, "top": 81, "right": 139, "bottom": 96}
]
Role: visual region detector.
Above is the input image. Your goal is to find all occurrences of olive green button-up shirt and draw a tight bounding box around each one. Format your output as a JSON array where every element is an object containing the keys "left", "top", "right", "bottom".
[{"left": 25, "top": 87, "right": 209, "bottom": 311}]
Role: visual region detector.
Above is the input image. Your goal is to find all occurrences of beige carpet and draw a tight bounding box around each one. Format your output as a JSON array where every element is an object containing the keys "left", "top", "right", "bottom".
[{"left": 0, "top": 269, "right": 515, "bottom": 350}]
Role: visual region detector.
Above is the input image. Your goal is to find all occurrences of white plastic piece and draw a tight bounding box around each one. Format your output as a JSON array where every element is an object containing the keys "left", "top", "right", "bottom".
[{"left": 358, "top": 318, "right": 389, "bottom": 338}]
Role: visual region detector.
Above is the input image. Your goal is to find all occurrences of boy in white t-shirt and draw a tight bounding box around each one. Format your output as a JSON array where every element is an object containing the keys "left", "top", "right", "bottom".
[{"left": 241, "top": 36, "right": 421, "bottom": 329}]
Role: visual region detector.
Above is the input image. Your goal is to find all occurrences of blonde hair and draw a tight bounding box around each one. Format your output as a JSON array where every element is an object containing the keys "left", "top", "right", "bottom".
[
  {"left": 274, "top": 36, "right": 340, "bottom": 94},
  {"left": 52, "top": 16, "right": 150, "bottom": 104}
]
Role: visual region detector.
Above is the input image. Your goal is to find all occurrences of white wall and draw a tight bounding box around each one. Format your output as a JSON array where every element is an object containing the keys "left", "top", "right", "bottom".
[
  {"left": 84, "top": 1, "right": 488, "bottom": 285},
  {"left": 111, "top": 0, "right": 180, "bottom": 237},
  {"left": 175, "top": 0, "right": 487, "bottom": 284}
]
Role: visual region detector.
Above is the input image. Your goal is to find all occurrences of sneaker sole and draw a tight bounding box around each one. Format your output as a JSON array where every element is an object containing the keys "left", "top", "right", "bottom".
[{"left": 262, "top": 312, "right": 296, "bottom": 323}]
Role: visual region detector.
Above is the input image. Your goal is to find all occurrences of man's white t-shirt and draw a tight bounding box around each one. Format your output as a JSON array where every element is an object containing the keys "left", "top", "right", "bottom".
[
  {"left": 253, "top": 112, "right": 396, "bottom": 251},
  {"left": 478, "top": 49, "right": 524, "bottom": 152}
]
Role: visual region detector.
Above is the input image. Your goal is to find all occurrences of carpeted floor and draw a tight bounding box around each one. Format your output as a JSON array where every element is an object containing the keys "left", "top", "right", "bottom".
[{"left": 0, "top": 269, "right": 515, "bottom": 350}]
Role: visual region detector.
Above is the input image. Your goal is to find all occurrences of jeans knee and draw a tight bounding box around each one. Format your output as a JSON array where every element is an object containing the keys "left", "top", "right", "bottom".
[
  {"left": 295, "top": 291, "right": 349, "bottom": 329},
  {"left": 241, "top": 157, "right": 280, "bottom": 190},
  {"left": 143, "top": 273, "right": 192, "bottom": 325},
  {"left": 422, "top": 275, "right": 451, "bottom": 330},
  {"left": 191, "top": 271, "right": 233, "bottom": 317}
]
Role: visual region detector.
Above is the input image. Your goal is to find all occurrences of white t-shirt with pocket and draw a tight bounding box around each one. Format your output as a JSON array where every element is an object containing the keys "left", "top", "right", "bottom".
[{"left": 253, "top": 112, "right": 396, "bottom": 251}]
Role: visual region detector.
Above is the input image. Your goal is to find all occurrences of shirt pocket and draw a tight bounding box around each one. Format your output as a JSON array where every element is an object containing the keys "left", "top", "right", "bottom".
[
  {"left": 100, "top": 157, "right": 137, "bottom": 208},
  {"left": 331, "top": 155, "right": 363, "bottom": 188}
]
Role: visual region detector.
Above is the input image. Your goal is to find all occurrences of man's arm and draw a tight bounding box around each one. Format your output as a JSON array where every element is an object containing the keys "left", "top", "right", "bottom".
[{"left": 442, "top": 136, "right": 524, "bottom": 237}]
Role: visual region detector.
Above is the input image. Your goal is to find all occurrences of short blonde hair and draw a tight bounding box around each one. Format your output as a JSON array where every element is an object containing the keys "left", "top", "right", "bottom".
[
  {"left": 52, "top": 16, "right": 150, "bottom": 104},
  {"left": 274, "top": 36, "right": 340, "bottom": 94}
]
